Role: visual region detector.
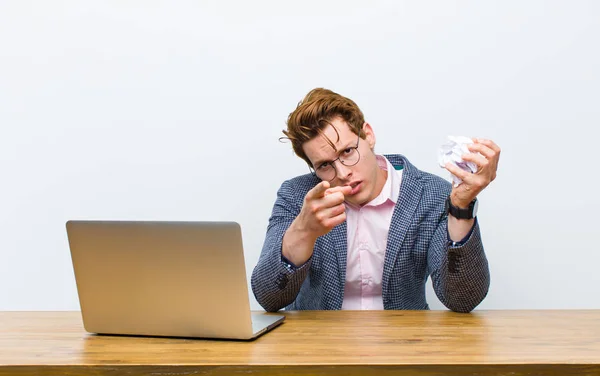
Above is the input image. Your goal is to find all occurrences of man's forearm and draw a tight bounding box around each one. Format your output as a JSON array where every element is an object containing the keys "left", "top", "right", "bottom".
[
  {"left": 447, "top": 215, "right": 475, "bottom": 242},
  {"left": 282, "top": 220, "right": 318, "bottom": 267},
  {"left": 447, "top": 193, "right": 476, "bottom": 242}
]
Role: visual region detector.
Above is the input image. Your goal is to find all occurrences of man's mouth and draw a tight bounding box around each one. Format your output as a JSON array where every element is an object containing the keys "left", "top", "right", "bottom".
[{"left": 347, "top": 181, "right": 362, "bottom": 195}]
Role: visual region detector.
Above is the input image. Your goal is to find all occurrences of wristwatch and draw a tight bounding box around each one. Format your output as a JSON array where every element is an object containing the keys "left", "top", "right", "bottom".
[{"left": 445, "top": 196, "right": 478, "bottom": 220}]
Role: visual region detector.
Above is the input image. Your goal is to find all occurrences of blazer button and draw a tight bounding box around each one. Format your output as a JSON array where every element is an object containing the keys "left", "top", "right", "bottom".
[
  {"left": 276, "top": 273, "right": 288, "bottom": 289},
  {"left": 448, "top": 252, "right": 460, "bottom": 273}
]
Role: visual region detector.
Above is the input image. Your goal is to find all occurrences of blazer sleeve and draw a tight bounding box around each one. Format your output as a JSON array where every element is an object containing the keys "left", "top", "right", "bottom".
[
  {"left": 427, "top": 217, "right": 490, "bottom": 313},
  {"left": 251, "top": 180, "right": 312, "bottom": 312}
]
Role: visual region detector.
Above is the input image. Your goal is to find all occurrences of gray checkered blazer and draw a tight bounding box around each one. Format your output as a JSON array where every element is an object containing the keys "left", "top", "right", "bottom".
[{"left": 251, "top": 154, "right": 490, "bottom": 313}]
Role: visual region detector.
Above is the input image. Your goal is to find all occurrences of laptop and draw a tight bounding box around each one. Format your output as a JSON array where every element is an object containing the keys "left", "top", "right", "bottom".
[{"left": 66, "top": 220, "right": 284, "bottom": 340}]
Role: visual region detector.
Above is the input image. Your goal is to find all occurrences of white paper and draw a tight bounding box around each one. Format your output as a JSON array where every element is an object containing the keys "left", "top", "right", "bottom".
[{"left": 438, "top": 136, "right": 477, "bottom": 187}]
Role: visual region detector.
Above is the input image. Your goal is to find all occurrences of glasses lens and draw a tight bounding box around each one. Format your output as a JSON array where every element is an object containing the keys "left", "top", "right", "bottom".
[
  {"left": 340, "top": 148, "right": 360, "bottom": 167},
  {"left": 316, "top": 166, "right": 335, "bottom": 181}
]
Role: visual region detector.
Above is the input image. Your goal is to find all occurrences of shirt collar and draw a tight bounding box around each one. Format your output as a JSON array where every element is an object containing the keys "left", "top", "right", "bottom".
[{"left": 363, "top": 155, "right": 400, "bottom": 207}]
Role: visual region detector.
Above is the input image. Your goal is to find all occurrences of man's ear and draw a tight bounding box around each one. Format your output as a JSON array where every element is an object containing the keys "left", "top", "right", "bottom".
[{"left": 362, "top": 122, "right": 376, "bottom": 150}]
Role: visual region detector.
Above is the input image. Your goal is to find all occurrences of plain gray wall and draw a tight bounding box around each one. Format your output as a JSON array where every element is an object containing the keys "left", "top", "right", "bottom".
[{"left": 1, "top": 1, "right": 599, "bottom": 310}]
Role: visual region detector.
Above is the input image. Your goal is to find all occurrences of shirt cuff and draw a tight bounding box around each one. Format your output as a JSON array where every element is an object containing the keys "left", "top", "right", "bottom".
[{"left": 281, "top": 253, "right": 311, "bottom": 271}]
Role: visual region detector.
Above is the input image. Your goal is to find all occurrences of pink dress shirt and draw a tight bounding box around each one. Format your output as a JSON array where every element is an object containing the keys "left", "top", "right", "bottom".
[{"left": 342, "top": 155, "right": 402, "bottom": 310}]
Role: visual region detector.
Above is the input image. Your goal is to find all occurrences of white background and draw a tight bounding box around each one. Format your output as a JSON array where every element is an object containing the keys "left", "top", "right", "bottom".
[{"left": 1, "top": 1, "right": 599, "bottom": 310}]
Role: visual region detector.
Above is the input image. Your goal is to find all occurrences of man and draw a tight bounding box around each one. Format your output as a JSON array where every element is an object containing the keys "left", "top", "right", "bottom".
[{"left": 251, "top": 88, "right": 500, "bottom": 313}]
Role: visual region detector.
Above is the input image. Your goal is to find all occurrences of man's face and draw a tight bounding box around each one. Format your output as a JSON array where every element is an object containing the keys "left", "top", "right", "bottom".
[{"left": 302, "top": 117, "right": 386, "bottom": 207}]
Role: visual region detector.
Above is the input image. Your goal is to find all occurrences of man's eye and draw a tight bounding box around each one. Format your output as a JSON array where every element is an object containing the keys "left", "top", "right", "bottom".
[
  {"left": 317, "top": 162, "right": 331, "bottom": 170},
  {"left": 343, "top": 148, "right": 353, "bottom": 154}
]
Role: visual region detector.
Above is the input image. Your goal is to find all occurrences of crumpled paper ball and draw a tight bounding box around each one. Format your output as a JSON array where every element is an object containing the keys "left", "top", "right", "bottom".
[{"left": 438, "top": 136, "right": 477, "bottom": 187}]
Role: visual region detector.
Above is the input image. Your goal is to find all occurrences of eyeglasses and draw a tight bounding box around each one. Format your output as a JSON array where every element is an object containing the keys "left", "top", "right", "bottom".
[{"left": 310, "top": 135, "right": 361, "bottom": 181}]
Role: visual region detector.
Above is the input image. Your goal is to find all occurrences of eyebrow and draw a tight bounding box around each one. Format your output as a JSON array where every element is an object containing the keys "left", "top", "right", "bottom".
[{"left": 313, "top": 139, "right": 356, "bottom": 167}]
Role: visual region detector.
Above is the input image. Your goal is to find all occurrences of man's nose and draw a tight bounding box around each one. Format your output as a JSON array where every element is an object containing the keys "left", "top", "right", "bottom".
[{"left": 334, "top": 160, "right": 352, "bottom": 180}]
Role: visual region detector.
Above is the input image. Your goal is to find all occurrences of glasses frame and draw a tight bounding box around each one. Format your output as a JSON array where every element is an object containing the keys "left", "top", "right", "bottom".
[{"left": 309, "top": 134, "right": 361, "bottom": 182}]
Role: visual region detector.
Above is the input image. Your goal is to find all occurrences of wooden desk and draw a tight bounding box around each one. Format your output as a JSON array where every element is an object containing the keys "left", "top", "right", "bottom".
[{"left": 1, "top": 310, "right": 599, "bottom": 375}]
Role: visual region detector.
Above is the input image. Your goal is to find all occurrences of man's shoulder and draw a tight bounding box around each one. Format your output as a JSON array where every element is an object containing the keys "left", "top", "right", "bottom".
[
  {"left": 417, "top": 167, "right": 452, "bottom": 195},
  {"left": 385, "top": 154, "right": 452, "bottom": 196},
  {"left": 277, "top": 173, "right": 320, "bottom": 200},
  {"left": 283, "top": 172, "right": 320, "bottom": 189}
]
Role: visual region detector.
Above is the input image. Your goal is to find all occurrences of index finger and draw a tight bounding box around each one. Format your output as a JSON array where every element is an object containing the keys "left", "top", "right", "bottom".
[
  {"left": 307, "top": 181, "right": 330, "bottom": 199},
  {"left": 475, "top": 138, "right": 501, "bottom": 154},
  {"left": 325, "top": 185, "right": 353, "bottom": 197}
]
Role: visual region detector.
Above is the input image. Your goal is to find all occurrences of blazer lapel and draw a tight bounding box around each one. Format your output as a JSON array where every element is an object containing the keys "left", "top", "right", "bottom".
[
  {"left": 329, "top": 220, "right": 348, "bottom": 292},
  {"left": 381, "top": 159, "right": 424, "bottom": 298}
]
